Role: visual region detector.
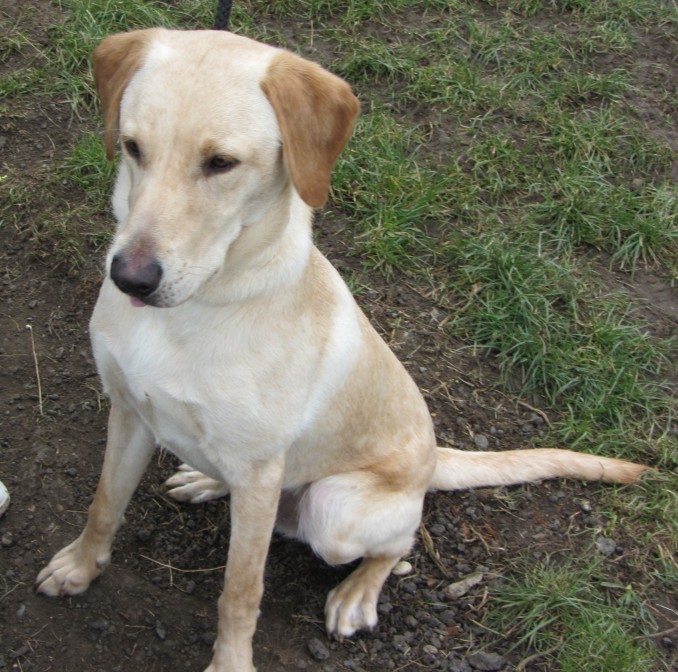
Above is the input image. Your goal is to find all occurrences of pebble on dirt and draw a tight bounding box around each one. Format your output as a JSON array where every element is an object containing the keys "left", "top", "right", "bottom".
[
  {"left": 467, "top": 650, "right": 507, "bottom": 671},
  {"left": 307, "top": 637, "right": 330, "bottom": 661},
  {"left": 0, "top": 480, "right": 10, "bottom": 518},
  {"left": 444, "top": 572, "right": 484, "bottom": 600},
  {"left": 391, "top": 560, "right": 413, "bottom": 576}
]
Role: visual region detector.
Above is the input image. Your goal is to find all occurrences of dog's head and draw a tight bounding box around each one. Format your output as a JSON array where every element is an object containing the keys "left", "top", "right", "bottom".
[{"left": 93, "top": 29, "right": 359, "bottom": 307}]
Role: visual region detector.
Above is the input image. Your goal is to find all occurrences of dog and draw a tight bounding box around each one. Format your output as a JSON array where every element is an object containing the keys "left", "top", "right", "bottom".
[{"left": 36, "top": 28, "right": 648, "bottom": 672}]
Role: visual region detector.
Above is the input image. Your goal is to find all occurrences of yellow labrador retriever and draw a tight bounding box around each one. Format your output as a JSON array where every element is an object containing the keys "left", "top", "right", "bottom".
[{"left": 36, "top": 29, "right": 647, "bottom": 672}]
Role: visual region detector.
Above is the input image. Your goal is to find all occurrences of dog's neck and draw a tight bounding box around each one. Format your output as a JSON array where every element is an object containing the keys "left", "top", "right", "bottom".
[{"left": 196, "top": 184, "right": 314, "bottom": 307}]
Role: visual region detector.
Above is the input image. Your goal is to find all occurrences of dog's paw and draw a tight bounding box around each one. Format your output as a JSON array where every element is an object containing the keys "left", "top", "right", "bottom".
[
  {"left": 36, "top": 537, "right": 108, "bottom": 597},
  {"left": 324, "top": 576, "right": 380, "bottom": 639},
  {"left": 203, "top": 663, "right": 255, "bottom": 672},
  {"left": 203, "top": 650, "right": 256, "bottom": 672},
  {"left": 165, "top": 464, "right": 229, "bottom": 503}
]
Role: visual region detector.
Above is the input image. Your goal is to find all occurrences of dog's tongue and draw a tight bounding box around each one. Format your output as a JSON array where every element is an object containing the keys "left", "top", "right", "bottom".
[{"left": 130, "top": 296, "right": 147, "bottom": 308}]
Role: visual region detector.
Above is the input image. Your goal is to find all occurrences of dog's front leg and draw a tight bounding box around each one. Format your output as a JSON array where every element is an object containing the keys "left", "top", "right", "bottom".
[
  {"left": 206, "top": 456, "right": 285, "bottom": 672},
  {"left": 36, "top": 402, "right": 154, "bottom": 596}
]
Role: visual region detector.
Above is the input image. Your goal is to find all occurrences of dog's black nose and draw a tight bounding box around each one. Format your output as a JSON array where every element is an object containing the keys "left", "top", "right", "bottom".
[{"left": 110, "top": 253, "right": 163, "bottom": 299}]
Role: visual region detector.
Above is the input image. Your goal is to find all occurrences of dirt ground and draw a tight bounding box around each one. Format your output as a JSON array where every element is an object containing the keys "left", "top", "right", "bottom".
[{"left": 1, "top": 2, "right": 676, "bottom": 671}]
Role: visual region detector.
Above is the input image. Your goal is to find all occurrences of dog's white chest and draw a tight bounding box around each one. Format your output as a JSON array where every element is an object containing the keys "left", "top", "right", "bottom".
[
  {"left": 89, "top": 281, "right": 318, "bottom": 476},
  {"left": 93, "top": 307, "right": 211, "bottom": 452}
]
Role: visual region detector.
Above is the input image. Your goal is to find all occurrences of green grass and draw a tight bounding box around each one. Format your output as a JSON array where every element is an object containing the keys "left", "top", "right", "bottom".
[
  {"left": 64, "top": 131, "right": 118, "bottom": 208},
  {"left": 488, "top": 553, "right": 656, "bottom": 671},
  {"left": 2, "top": 0, "right": 676, "bottom": 668},
  {"left": 332, "top": 106, "right": 446, "bottom": 270},
  {"left": 445, "top": 234, "right": 674, "bottom": 452}
]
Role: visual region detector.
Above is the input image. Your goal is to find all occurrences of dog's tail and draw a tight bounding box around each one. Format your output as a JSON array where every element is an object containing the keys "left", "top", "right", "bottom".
[{"left": 430, "top": 446, "right": 648, "bottom": 491}]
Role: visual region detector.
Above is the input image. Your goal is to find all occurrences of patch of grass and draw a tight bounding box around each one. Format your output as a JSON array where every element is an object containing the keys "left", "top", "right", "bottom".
[
  {"left": 64, "top": 130, "right": 118, "bottom": 209},
  {"left": 0, "top": 30, "right": 34, "bottom": 61},
  {"left": 1, "top": 180, "right": 106, "bottom": 270},
  {"left": 332, "top": 105, "right": 446, "bottom": 271},
  {"left": 488, "top": 553, "right": 656, "bottom": 672},
  {"left": 335, "top": 36, "right": 421, "bottom": 87},
  {"left": 0, "top": 67, "right": 49, "bottom": 98},
  {"left": 536, "top": 174, "right": 678, "bottom": 269},
  {"left": 444, "top": 233, "right": 674, "bottom": 452}
]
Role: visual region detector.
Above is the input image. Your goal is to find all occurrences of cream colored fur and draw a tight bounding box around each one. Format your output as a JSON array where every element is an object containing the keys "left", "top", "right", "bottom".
[{"left": 36, "top": 29, "right": 647, "bottom": 672}]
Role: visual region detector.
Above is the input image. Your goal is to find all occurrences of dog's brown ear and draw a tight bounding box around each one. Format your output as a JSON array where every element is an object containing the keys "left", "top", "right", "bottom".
[
  {"left": 93, "top": 31, "right": 155, "bottom": 160},
  {"left": 261, "top": 52, "right": 360, "bottom": 208}
]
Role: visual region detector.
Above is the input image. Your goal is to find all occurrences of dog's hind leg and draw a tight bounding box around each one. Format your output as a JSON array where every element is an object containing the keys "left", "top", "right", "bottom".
[
  {"left": 36, "top": 403, "right": 155, "bottom": 596},
  {"left": 291, "top": 471, "right": 427, "bottom": 638},
  {"left": 324, "top": 555, "right": 401, "bottom": 638}
]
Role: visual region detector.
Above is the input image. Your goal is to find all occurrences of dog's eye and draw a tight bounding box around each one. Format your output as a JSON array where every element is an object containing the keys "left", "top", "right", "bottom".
[
  {"left": 206, "top": 156, "right": 239, "bottom": 175},
  {"left": 123, "top": 140, "right": 142, "bottom": 160}
]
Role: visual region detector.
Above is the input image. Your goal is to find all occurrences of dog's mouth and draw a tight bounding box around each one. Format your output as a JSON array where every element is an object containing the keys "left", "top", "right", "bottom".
[{"left": 121, "top": 285, "right": 188, "bottom": 310}]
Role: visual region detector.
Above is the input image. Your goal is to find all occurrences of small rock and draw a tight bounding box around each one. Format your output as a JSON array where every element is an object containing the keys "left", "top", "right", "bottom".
[
  {"left": 155, "top": 620, "right": 167, "bottom": 640},
  {"left": 392, "top": 634, "right": 410, "bottom": 654},
  {"left": 404, "top": 615, "right": 418, "bottom": 629},
  {"left": 1, "top": 532, "right": 14, "bottom": 547},
  {"left": 401, "top": 580, "right": 417, "bottom": 595},
  {"left": 473, "top": 434, "right": 489, "bottom": 450},
  {"left": 596, "top": 537, "right": 617, "bottom": 557},
  {"left": 444, "top": 572, "right": 484, "bottom": 600},
  {"left": 439, "top": 608, "right": 458, "bottom": 626},
  {"left": 16, "top": 604, "right": 26, "bottom": 622},
  {"left": 579, "top": 499, "right": 592, "bottom": 513},
  {"left": 0, "top": 481, "right": 9, "bottom": 518},
  {"left": 392, "top": 560, "right": 413, "bottom": 576},
  {"left": 88, "top": 619, "right": 110, "bottom": 632},
  {"left": 378, "top": 600, "right": 393, "bottom": 615},
  {"left": 307, "top": 637, "right": 330, "bottom": 661},
  {"left": 629, "top": 177, "right": 644, "bottom": 192},
  {"left": 136, "top": 529, "right": 152, "bottom": 542},
  {"left": 660, "top": 636, "right": 674, "bottom": 649},
  {"left": 448, "top": 659, "right": 472, "bottom": 672},
  {"left": 467, "top": 651, "right": 506, "bottom": 670},
  {"left": 583, "top": 515, "right": 603, "bottom": 528},
  {"left": 8, "top": 646, "right": 29, "bottom": 660}
]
